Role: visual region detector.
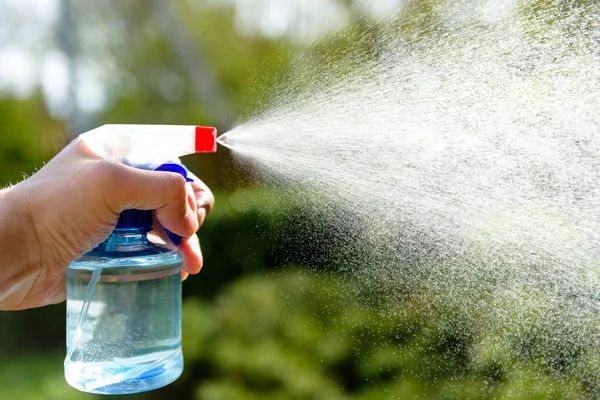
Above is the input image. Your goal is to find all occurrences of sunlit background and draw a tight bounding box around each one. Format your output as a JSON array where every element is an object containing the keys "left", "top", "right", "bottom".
[{"left": 0, "top": 0, "right": 590, "bottom": 399}]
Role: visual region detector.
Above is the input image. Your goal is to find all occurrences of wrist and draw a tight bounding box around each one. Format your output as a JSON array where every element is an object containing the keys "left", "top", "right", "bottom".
[{"left": 0, "top": 185, "right": 42, "bottom": 308}]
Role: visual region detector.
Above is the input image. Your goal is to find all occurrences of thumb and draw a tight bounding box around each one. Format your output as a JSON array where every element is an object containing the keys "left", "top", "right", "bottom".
[{"left": 103, "top": 163, "right": 199, "bottom": 237}]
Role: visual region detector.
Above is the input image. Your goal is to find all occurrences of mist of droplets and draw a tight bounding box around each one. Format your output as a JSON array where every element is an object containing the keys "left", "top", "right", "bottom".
[{"left": 218, "top": 0, "right": 600, "bottom": 385}]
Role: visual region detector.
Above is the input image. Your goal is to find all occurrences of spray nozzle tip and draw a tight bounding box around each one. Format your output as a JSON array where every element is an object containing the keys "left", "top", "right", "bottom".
[{"left": 195, "top": 126, "right": 217, "bottom": 153}]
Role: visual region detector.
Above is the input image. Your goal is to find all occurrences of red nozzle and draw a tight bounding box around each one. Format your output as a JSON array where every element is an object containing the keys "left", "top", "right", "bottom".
[{"left": 195, "top": 126, "right": 217, "bottom": 153}]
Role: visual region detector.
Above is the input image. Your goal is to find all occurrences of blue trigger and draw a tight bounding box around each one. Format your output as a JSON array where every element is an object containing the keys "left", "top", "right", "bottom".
[
  {"left": 154, "top": 163, "right": 195, "bottom": 246},
  {"left": 165, "top": 230, "right": 184, "bottom": 247},
  {"left": 154, "top": 163, "right": 194, "bottom": 182}
]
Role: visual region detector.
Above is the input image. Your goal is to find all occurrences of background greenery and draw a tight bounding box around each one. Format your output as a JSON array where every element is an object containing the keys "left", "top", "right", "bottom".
[{"left": 0, "top": 0, "right": 594, "bottom": 398}]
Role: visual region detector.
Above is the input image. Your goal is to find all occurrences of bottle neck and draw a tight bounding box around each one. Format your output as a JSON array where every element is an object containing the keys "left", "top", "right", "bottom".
[
  {"left": 103, "top": 228, "right": 151, "bottom": 251},
  {"left": 83, "top": 226, "right": 179, "bottom": 259}
]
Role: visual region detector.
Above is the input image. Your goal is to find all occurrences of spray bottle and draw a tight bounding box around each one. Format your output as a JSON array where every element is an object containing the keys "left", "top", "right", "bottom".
[{"left": 64, "top": 124, "right": 217, "bottom": 394}]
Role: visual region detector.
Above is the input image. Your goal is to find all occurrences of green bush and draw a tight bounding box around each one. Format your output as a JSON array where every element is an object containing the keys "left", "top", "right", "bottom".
[{"left": 174, "top": 269, "right": 585, "bottom": 399}]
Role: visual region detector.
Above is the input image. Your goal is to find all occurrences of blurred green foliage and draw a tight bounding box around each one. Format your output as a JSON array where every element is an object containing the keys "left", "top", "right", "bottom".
[
  {"left": 0, "top": 94, "right": 64, "bottom": 186},
  {"left": 178, "top": 270, "right": 586, "bottom": 399}
]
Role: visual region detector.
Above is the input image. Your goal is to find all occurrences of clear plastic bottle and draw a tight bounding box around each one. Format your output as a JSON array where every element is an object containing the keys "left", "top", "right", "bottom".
[{"left": 64, "top": 208, "right": 183, "bottom": 394}]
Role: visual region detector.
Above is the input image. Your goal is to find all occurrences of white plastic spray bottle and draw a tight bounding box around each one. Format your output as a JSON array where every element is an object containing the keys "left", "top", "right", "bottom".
[{"left": 65, "top": 124, "right": 217, "bottom": 395}]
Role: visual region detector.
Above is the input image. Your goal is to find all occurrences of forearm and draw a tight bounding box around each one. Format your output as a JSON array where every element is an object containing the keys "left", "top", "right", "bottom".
[{"left": 0, "top": 185, "right": 42, "bottom": 308}]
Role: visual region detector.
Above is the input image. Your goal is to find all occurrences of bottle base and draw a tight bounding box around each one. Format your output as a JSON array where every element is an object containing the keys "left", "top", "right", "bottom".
[{"left": 65, "top": 349, "right": 183, "bottom": 395}]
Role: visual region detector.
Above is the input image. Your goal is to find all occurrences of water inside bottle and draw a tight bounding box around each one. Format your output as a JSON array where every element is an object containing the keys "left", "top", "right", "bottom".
[{"left": 65, "top": 261, "right": 183, "bottom": 394}]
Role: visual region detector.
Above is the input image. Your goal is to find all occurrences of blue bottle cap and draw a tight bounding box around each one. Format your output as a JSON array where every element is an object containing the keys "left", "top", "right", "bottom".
[{"left": 115, "top": 209, "right": 153, "bottom": 231}]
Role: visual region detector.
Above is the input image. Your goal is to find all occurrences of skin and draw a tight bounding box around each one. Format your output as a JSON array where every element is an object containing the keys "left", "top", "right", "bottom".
[{"left": 0, "top": 138, "right": 214, "bottom": 310}]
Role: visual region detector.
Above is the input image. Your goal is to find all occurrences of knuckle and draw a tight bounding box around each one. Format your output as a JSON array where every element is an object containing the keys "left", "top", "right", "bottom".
[
  {"left": 170, "top": 175, "right": 188, "bottom": 201},
  {"left": 165, "top": 173, "right": 187, "bottom": 193},
  {"left": 161, "top": 174, "right": 188, "bottom": 218},
  {"left": 90, "top": 161, "right": 129, "bottom": 210},
  {"left": 93, "top": 160, "right": 126, "bottom": 185}
]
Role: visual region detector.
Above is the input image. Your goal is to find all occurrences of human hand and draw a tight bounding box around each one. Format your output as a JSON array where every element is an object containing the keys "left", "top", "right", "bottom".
[{"left": 0, "top": 138, "right": 213, "bottom": 310}]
